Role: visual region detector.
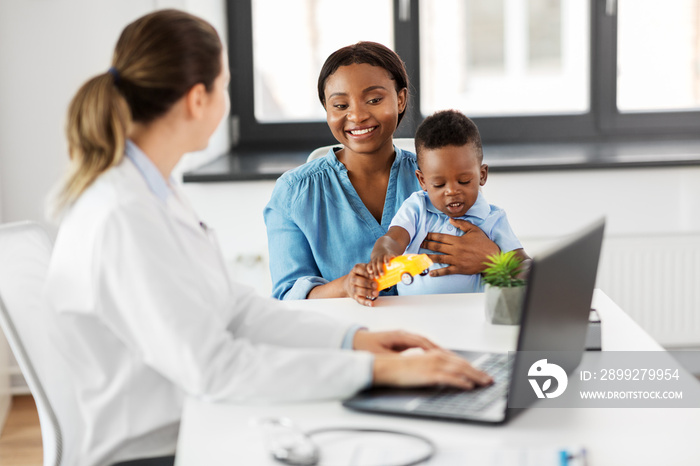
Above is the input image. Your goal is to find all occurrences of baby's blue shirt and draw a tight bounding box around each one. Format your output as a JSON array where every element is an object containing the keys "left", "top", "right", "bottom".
[{"left": 390, "top": 190, "right": 522, "bottom": 295}]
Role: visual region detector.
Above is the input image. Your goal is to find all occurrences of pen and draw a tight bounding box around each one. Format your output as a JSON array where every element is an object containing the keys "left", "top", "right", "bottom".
[{"left": 559, "top": 448, "right": 587, "bottom": 466}]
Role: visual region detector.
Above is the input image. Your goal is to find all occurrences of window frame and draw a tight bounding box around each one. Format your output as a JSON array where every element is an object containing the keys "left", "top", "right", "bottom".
[
  {"left": 595, "top": 0, "right": 700, "bottom": 137},
  {"left": 226, "top": 0, "right": 700, "bottom": 150}
]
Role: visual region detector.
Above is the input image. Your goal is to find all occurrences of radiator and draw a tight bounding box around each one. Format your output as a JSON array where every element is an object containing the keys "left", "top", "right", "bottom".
[{"left": 596, "top": 234, "right": 700, "bottom": 347}]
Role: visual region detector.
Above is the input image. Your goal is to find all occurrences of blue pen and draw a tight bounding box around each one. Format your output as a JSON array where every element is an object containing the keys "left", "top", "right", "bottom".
[
  {"left": 560, "top": 448, "right": 588, "bottom": 466},
  {"left": 560, "top": 450, "right": 569, "bottom": 466}
]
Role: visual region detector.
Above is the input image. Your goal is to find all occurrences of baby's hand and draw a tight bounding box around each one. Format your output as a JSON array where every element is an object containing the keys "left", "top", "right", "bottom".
[{"left": 368, "top": 253, "right": 395, "bottom": 279}]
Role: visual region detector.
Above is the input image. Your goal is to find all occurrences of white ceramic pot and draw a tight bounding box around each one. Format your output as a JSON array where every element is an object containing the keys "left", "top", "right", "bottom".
[{"left": 484, "top": 284, "right": 526, "bottom": 325}]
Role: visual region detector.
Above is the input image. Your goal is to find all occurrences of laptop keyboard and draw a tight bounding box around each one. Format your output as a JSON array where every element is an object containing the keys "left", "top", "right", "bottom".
[{"left": 411, "top": 353, "right": 512, "bottom": 415}]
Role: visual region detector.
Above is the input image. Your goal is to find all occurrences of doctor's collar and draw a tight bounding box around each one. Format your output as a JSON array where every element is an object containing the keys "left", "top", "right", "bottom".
[{"left": 125, "top": 139, "right": 174, "bottom": 203}]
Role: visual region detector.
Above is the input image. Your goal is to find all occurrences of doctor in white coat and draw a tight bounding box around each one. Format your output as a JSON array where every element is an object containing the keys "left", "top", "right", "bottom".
[{"left": 44, "top": 9, "right": 491, "bottom": 466}]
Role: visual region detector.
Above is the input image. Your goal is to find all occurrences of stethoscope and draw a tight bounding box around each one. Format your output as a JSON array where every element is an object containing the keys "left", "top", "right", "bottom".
[{"left": 261, "top": 417, "right": 436, "bottom": 466}]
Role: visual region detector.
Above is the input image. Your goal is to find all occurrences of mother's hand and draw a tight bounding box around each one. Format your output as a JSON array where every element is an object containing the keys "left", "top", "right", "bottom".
[
  {"left": 306, "top": 264, "right": 377, "bottom": 304},
  {"left": 421, "top": 218, "right": 499, "bottom": 276},
  {"left": 343, "top": 264, "right": 379, "bottom": 307}
]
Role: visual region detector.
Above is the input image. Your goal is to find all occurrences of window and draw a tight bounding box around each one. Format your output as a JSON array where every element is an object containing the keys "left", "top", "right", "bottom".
[
  {"left": 226, "top": 0, "right": 700, "bottom": 148},
  {"left": 250, "top": 0, "right": 393, "bottom": 123},
  {"left": 617, "top": 0, "right": 700, "bottom": 112},
  {"left": 419, "top": 0, "right": 589, "bottom": 116}
]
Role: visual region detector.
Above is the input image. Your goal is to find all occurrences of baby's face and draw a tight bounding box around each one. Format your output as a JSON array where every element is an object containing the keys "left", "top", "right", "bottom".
[{"left": 415, "top": 143, "right": 488, "bottom": 218}]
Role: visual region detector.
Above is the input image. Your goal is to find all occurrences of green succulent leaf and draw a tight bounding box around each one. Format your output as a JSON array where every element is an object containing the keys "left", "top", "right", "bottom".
[{"left": 482, "top": 250, "right": 526, "bottom": 288}]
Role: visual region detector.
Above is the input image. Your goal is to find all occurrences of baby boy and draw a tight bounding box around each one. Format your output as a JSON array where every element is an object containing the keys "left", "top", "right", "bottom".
[{"left": 367, "top": 110, "right": 529, "bottom": 295}]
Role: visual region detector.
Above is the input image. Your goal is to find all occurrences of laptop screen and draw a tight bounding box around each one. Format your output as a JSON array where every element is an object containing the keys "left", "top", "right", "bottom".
[{"left": 509, "top": 218, "right": 605, "bottom": 410}]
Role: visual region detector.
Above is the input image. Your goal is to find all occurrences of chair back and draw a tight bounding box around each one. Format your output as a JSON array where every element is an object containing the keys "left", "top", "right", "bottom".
[
  {"left": 306, "top": 144, "right": 338, "bottom": 163},
  {"left": 393, "top": 137, "right": 416, "bottom": 153},
  {"left": 0, "top": 221, "right": 62, "bottom": 466},
  {"left": 306, "top": 138, "right": 417, "bottom": 163}
]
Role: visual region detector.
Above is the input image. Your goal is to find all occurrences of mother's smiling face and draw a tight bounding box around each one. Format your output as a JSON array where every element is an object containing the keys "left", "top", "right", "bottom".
[{"left": 322, "top": 63, "right": 407, "bottom": 158}]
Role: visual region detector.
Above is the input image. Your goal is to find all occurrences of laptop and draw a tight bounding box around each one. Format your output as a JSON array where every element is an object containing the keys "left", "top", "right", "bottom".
[{"left": 343, "top": 217, "right": 606, "bottom": 424}]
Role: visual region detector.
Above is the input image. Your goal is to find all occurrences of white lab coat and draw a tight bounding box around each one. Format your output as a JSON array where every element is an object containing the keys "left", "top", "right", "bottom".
[{"left": 43, "top": 157, "right": 372, "bottom": 466}]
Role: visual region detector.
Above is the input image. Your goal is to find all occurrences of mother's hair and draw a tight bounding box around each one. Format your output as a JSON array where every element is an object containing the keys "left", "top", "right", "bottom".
[{"left": 317, "top": 41, "right": 410, "bottom": 127}]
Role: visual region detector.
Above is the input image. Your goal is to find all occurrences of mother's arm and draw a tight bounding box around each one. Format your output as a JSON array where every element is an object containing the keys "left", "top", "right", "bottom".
[
  {"left": 307, "top": 264, "right": 379, "bottom": 307},
  {"left": 421, "top": 218, "right": 500, "bottom": 276},
  {"left": 263, "top": 211, "right": 378, "bottom": 303},
  {"left": 264, "top": 181, "right": 378, "bottom": 302},
  {"left": 264, "top": 183, "right": 329, "bottom": 300}
]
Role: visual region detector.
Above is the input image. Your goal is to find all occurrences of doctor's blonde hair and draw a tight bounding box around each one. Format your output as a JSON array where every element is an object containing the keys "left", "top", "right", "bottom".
[{"left": 54, "top": 9, "right": 222, "bottom": 213}]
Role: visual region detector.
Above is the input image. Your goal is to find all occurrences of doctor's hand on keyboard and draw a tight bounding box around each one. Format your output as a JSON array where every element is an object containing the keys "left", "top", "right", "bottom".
[
  {"left": 371, "top": 347, "right": 494, "bottom": 390},
  {"left": 353, "top": 329, "right": 443, "bottom": 355}
]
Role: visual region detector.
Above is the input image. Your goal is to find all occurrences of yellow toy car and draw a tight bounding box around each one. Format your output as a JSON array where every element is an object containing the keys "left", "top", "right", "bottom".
[{"left": 374, "top": 254, "right": 433, "bottom": 291}]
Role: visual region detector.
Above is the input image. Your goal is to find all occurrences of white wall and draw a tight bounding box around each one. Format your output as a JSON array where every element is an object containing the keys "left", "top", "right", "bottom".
[
  {"left": 0, "top": 0, "right": 227, "bottom": 231},
  {"left": 0, "top": 1, "right": 147, "bottom": 228}
]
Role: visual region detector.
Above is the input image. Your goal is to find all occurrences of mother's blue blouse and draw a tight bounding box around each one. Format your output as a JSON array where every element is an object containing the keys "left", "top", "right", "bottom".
[{"left": 264, "top": 147, "right": 420, "bottom": 300}]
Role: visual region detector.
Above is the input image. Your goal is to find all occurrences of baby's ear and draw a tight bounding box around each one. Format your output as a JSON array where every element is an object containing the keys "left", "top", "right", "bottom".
[
  {"left": 415, "top": 169, "right": 427, "bottom": 190},
  {"left": 479, "top": 164, "right": 489, "bottom": 186}
]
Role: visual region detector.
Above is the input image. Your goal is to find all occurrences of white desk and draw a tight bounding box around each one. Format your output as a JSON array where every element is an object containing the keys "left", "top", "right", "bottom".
[{"left": 175, "top": 290, "right": 700, "bottom": 465}]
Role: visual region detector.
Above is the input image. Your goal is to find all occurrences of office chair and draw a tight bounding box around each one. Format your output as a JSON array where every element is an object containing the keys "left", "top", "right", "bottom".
[
  {"left": 306, "top": 138, "right": 417, "bottom": 163},
  {"left": 306, "top": 144, "right": 338, "bottom": 163},
  {"left": 0, "top": 221, "right": 63, "bottom": 466}
]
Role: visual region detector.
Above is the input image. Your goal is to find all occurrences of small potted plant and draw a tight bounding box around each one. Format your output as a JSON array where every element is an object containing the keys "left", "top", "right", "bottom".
[{"left": 482, "top": 250, "right": 527, "bottom": 325}]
